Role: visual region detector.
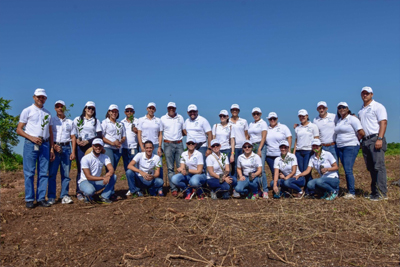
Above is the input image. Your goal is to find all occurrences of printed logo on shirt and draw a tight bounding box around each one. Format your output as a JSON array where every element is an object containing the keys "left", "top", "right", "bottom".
[
  {"left": 256, "top": 124, "right": 261, "bottom": 128},
  {"left": 92, "top": 120, "right": 95, "bottom": 126},
  {"left": 195, "top": 121, "right": 199, "bottom": 127},
  {"left": 276, "top": 127, "right": 281, "bottom": 132},
  {"left": 224, "top": 127, "right": 229, "bottom": 132},
  {"left": 307, "top": 127, "right": 312, "bottom": 132},
  {"left": 367, "top": 107, "right": 372, "bottom": 113}
]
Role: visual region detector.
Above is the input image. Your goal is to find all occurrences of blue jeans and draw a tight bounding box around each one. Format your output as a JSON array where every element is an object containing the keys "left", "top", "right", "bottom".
[
  {"left": 197, "top": 146, "right": 208, "bottom": 172},
  {"left": 122, "top": 147, "right": 138, "bottom": 171},
  {"left": 207, "top": 176, "right": 237, "bottom": 192},
  {"left": 336, "top": 145, "right": 359, "bottom": 195},
  {"left": 23, "top": 139, "right": 50, "bottom": 202},
  {"left": 322, "top": 144, "right": 338, "bottom": 163},
  {"left": 231, "top": 147, "right": 243, "bottom": 176},
  {"left": 75, "top": 144, "right": 91, "bottom": 194},
  {"left": 295, "top": 150, "right": 313, "bottom": 193},
  {"left": 235, "top": 176, "right": 260, "bottom": 195},
  {"left": 260, "top": 144, "right": 268, "bottom": 192},
  {"left": 104, "top": 147, "right": 122, "bottom": 171},
  {"left": 126, "top": 169, "right": 164, "bottom": 195},
  {"left": 307, "top": 177, "right": 339, "bottom": 194},
  {"left": 78, "top": 174, "right": 117, "bottom": 199},
  {"left": 171, "top": 173, "right": 207, "bottom": 194},
  {"left": 265, "top": 156, "right": 278, "bottom": 177},
  {"left": 48, "top": 145, "right": 72, "bottom": 199},
  {"left": 270, "top": 177, "right": 305, "bottom": 193},
  {"left": 164, "top": 142, "right": 184, "bottom": 192}
]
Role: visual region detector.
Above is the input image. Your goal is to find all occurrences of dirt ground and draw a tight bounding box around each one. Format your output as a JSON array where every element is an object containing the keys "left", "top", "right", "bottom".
[{"left": 1, "top": 155, "right": 399, "bottom": 267}]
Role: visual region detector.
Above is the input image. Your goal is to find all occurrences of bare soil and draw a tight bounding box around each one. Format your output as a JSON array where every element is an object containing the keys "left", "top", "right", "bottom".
[{"left": 1, "top": 156, "right": 399, "bottom": 267}]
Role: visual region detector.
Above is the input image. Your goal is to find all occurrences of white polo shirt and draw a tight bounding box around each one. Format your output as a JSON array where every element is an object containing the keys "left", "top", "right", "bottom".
[
  {"left": 237, "top": 152, "right": 262, "bottom": 176},
  {"left": 273, "top": 152, "right": 301, "bottom": 176},
  {"left": 180, "top": 150, "right": 204, "bottom": 170},
  {"left": 266, "top": 123, "right": 292, "bottom": 157},
  {"left": 79, "top": 152, "right": 111, "bottom": 184},
  {"left": 133, "top": 152, "right": 162, "bottom": 174},
  {"left": 121, "top": 117, "right": 139, "bottom": 149},
  {"left": 183, "top": 115, "right": 212, "bottom": 147},
  {"left": 308, "top": 150, "right": 338, "bottom": 178},
  {"left": 212, "top": 123, "right": 235, "bottom": 150},
  {"left": 313, "top": 113, "right": 337, "bottom": 144},
  {"left": 206, "top": 152, "right": 229, "bottom": 179},
  {"left": 73, "top": 116, "right": 102, "bottom": 140},
  {"left": 19, "top": 104, "right": 52, "bottom": 140},
  {"left": 101, "top": 118, "right": 126, "bottom": 149},
  {"left": 248, "top": 119, "right": 268, "bottom": 143},
  {"left": 51, "top": 116, "right": 76, "bottom": 143},
  {"left": 334, "top": 115, "right": 363, "bottom": 148},
  {"left": 358, "top": 100, "right": 388, "bottom": 136},
  {"left": 230, "top": 118, "right": 249, "bottom": 148},
  {"left": 295, "top": 122, "right": 319, "bottom": 150},
  {"left": 138, "top": 116, "right": 161, "bottom": 145},
  {"left": 160, "top": 113, "right": 184, "bottom": 141}
]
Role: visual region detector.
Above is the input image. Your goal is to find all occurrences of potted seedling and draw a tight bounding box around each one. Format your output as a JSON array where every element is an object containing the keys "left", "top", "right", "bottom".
[
  {"left": 76, "top": 117, "right": 85, "bottom": 141},
  {"left": 36, "top": 114, "right": 50, "bottom": 150},
  {"left": 219, "top": 153, "right": 229, "bottom": 183},
  {"left": 179, "top": 156, "right": 189, "bottom": 174},
  {"left": 148, "top": 162, "right": 162, "bottom": 176},
  {"left": 127, "top": 114, "right": 136, "bottom": 132}
]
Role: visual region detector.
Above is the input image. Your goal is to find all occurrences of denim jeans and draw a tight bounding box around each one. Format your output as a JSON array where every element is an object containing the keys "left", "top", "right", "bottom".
[
  {"left": 270, "top": 177, "right": 305, "bottom": 193},
  {"left": 235, "top": 176, "right": 260, "bottom": 195},
  {"left": 78, "top": 174, "right": 117, "bottom": 199},
  {"left": 122, "top": 148, "right": 138, "bottom": 171},
  {"left": 336, "top": 145, "right": 359, "bottom": 195},
  {"left": 260, "top": 144, "right": 268, "bottom": 192},
  {"left": 48, "top": 145, "right": 72, "bottom": 199},
  {"left": 207, "top": 176, "right": 237, "bottom": 192},
  {"left": 171, "top": 173, "right": 207, "bottom": 194},
  {"left": 295, "top": 150, "right": 313, "bottom": 193},
  {"left": 265, "top": 156, "right": 278, "bottom": 177},
  {"left": 307, "top": 177, "right": 339, "bottom": 194},
  {"left": 104, "top": 147, "right": 122, "bottom": 171},
  {"left": 125, "top": 169, "right": 164, "bottom": 195},
  {"left": 164, "top": 142, "right": 184, "bottom": 192},
  {"left": 322, "top": 144, "right": 338, "bottom": 163},
  {"left": 23, "top": 139, "right": 50, "bottom": 202},
  {"left": 75, "top": 144, "right": 91, "bottom": 194},
  {"left": 231, "top": 147, "right": 243, "bottom": 176}
]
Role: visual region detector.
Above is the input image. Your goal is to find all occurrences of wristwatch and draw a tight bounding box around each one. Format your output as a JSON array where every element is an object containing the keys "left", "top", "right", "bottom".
[{"left": 377, "top": 137, "right": 383, "bottom": 140}]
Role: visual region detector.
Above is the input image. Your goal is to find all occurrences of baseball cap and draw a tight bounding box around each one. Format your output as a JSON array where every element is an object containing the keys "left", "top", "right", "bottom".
[
  {"left": 210, "top": 139, "right": 221, "bottom": 146},
  {"left": 337, "top": 102, "right": 348, "bottom": 108},
  {"left": 230, "top": 104, "right": 240, "bottom": 110},
  {"left": 267, "top": 112, "right": 278, "bottom": 119},
  {"left": 298, "top": 109, "right": 308, "bottom": 116},
  {"left": 167, "top": 102, "right": 176, "bottom": 108},
  {"left": 34, "top": 88, "right": 47, "bottom": 97},
  {"left": 279, "top": 140, "right": 289, "bottom": 147},
  {"left": 361, "top": 86, "right": 373, "bottom": 93},
  {"left": 317, "top": 101, "right": 327, "bottom": 108},
  {"left": 55, "top": 100, "right": 65, "bottom": 106},
  {"left": 108, "top": 104, "right": 119, "bottom": 111},
  {"left": 186, "top": 137, "right": 196, "bottom": 144},
  {"left": 242, "top": 140, "right": 253, "bottom": 146},
  {"left": 311, "top": 139, "right": 321, "bottom": 146},
  {"left": 147, "top": 102, "right": 156, "bottom": 108},
  {"left": 92, "top": 138, "right": 104, "bottom": 146},
  {"left": 125, "top": 104, "right": 134, "bottom": 110},
  {"left": 252, "top": 107, "right": 262, "bottom": 114},
  {"left": 219, "top": 110, "right": 229, "bottom": 116},
  {"left": 85, "top": 101, "right": 96, "bottom": 108},
  {"left": 187, "top": 104, "right": 198, "bottom": 112}
]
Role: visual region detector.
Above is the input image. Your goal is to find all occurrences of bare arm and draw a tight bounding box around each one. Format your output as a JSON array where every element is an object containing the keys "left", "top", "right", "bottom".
[
  {"left": 207, "top": 166, "right": 219, "bottom": 179},
  {"left": 189, "top": 164, "right": 203, "bottom": 175},
  {"left": 157, "top": 131, "right": 163, "bottom": 156},
  {"left": 17, "top": 122, "right": 41, "bottom": 144},
  {"left": 137, "top": 130, "right": 144, "bottom": 150},
  {"left": 295, "top": 166, "right": 312, "bottom": 178},
  {"left": 287, "top": 136, "right": 292, "bottom": 151},
  {"left": 244, "top": 130, "right": 249, "bottom": 140},
  {"left": 70, "top": 135, "right": 76, "bottom": 160},
  {"left": 375, "top": 120, "right": 387, "bottom": 150}
]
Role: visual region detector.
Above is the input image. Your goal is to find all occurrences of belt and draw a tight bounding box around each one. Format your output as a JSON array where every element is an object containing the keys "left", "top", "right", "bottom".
[
  {"left": 322, "top": 142, "right": 335, "bottom": 147},
  {"left": 55, "top": 142, "right": 71, "bottom": 146},
  {"left": 363, "top": 134, "right": 378, "bottom": 141},
  {"left": 164, "top": 140, "right": 182, "bottom": 144}
]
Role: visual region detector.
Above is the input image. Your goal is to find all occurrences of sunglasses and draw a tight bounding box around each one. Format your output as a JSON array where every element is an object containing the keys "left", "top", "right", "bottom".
[
  {"left": 231, "top": 109, "right": 239, "bottom": 112},
  {"left": 219, "top": 115, "right": 228, "bottom": 118},
  {"left": 252, "top": 113, "right": 261, "bottom": 116},
  {"left": 87, "top": 106, "right": 95, "bottom": 111},
  {"left": 93, "top": 144, "right": 102, "bottom": 148},
  {"left": 55, "top": 105, "right": 64, "bottom": 108},
  {"left": 211, "top": 144, "right": 220, "bottom": 148},
  {"left": 337, "top": 106, "right": 347, "bottom": 110},
  {"left": 186, "top": 142, "right": 196, "bottom": 145},
  {"left": 148, "top": 107, "right": 156, "bottom": 110},
  {"left": 125, "top": 109, "right": 134, "bottom": 113},
  {"left": 243, "top": 145, "right": 252, "bottom": 149},
  {"left": 268, "top": 118, "right": 277, "bottom": 121}
]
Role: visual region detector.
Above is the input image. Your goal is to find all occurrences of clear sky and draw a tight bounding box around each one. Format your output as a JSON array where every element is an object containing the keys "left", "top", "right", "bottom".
[{"left": 1, "top": 0, "right": 399, "bottom": 154}]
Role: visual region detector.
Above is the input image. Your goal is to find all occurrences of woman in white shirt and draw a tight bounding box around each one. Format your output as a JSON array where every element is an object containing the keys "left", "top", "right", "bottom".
[
  {"left": 334, "top": 102, "right": 365, "bottom": 199},
  {"left": 212, "top": 110, "right": 235, "bottom": 165},
  {"left": 229, "top": 104, "right": 249, "bottom": 176}
]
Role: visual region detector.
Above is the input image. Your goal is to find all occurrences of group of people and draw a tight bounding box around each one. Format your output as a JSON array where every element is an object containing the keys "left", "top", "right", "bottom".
[{"left": 17, "top": 86, "right": 389, "bottom": 208}]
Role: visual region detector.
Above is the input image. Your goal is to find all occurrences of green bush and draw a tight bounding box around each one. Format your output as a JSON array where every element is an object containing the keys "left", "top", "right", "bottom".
[{"left": 0, "top": 152, "right": 23, "bottom": 171}]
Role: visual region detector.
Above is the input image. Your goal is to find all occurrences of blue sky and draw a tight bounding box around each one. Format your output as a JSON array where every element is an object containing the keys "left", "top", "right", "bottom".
[{"left": 1, "top": 0, "right": 399, "bottom": 154}]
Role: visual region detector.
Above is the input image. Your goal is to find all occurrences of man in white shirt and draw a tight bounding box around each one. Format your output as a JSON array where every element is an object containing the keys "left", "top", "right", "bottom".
[
  {"left": 358, "top": 86, "right": 388, "bottom": 201},
  {"left": 47, "top": 100, "right": 76, "bottom": 205},
  {"left": 121, "top": 104, "right": 139, "bottom": 172},
  {"left": 16, "top": 88, "right": 54, "bottom": 208},
  {"left": 160, "top": 102, "right": 185, "bottom": 197}
]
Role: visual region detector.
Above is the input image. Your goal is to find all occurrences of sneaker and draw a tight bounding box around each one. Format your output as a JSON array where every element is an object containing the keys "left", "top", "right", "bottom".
[
  {"left": 61, "top": 195, "right": 73, "bottom": 204},
  {"left": 321, "top": 192, "right": 329, "bottom": 199},
  {"left": 197, "top": 194, "right": 205, "bottom": 200},
  {"left": 158, "top": 190, "right": 165, "bottom": 197},
  {"left": 171, "top": 191, "right": 178, "bottom": 197},
  {"left": 131, "top": 191, "right": 144, "bottom": 198},
  {"left": 222, "top": 192, "right": 230, "bottom": 199},
  {"left": 26, "top": 201, "right": 35, "bottom": 209},
  {"left": 232, "top": 190, "right": 240, "bottom": 198},
  {"left": 369, "top": 195, "right": 388, "bottom": 201},
  {"left": 110, "top": 194, "right": 121, "bottom": 201},
  {"left": 98, "top": 196, "right": 112, "bottom": 204},
  {"left": 185, "top": 189, "right": 195, "bottom": 200},
  {"left": 263, "top": 192, "right": 269, "bottom": 199},
  {"left": 76, "top": 193, "right": 85, "bottom": 201},
  {"left": 273, "top": 192, "right": 282, "bottom": 199},
  {"left": 294, "top": 192, "right": 305, "bottom": 199},
  {"left": 343, "top": 193, "right": 356, "bottom": 200},
  {"left": 47, "top": 198, "right": 56, "bottom": 205},
  {"left": 210, "top": 191, "right": 217, "bottom": 200},
  {"left": 326, "top": 192, "right": 338, "bottom": 201},
  {"left": 126, "top": 190, "right": 132, "bottom": 196},
  {"left": 251, "top": 193, "right": 258, "bottom": 200},
  {"left": 38, "top": 200, "right": 51, "bottom": 207}
]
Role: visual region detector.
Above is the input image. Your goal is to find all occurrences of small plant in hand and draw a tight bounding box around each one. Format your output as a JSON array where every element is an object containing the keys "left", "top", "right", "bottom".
[
  {"left": 39, "top": 114, "right": 50, "bottom": 143},
  {"left": 76, "top": 117, "right": 84, "bottom": 141},
  {"left": 148, "top": 162, "right": 162, "bottom": 175}
]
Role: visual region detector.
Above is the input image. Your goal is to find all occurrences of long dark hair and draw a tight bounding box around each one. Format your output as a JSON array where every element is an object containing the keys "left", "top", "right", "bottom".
[
  {"left": 337, "top": 109, "right": 352, "bottom": 119},
  {"left": 105, "top": 110, "right": 119, "bottom": 120},
  {"left": 80, "top": 106, "right": 97, "bottom": 127}
]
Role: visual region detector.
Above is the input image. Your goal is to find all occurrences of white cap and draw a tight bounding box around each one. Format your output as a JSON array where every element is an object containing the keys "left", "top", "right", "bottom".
[
  {"left": 147, "top": 102, "right": 156, "bottom": 108},
  {"left": 34, "top": 88, "right": 47, "bottom": 97},
  {"left": 361, "top": 86, "right": 373, "bottom": 93},
  {"left": 298, "top": 109, "right": 308, "bottom": 116},
  {"left": 219, "top": 110, "right": 229, "bottom": 116},
  {"left": 167, "top": 102, "right": 176, "bottom": 108},
  {"left": 242, "top": 140, "right": 253, "bottom": 146},
  {"left": 279, "top": 140, "right": 289, "bottom": 147},
  {"left": 230, "top": 104, "right": 240, "bottom": 110},
  {"left": 92, "top": 138, "right": 104, "bottom": 146},
  {"left": 252, "top": 107, "right": 262, "bottom": 114},
  {"left": 267, "top": 112, "right": 278, "bottom": 119},
  {"left": 187, "top": 104, "right": 198, "bottom": 112},
  {"left": 125, "top": 104, "right": 134, "bottom": 110},
  {"left": 85, "top": 101, "right": 96, "bottom": 108},
  {"left": 186, "top": 137, "right": 196, "bottom": 143},
  {"left": 108, "top": 104, "right": 119, "bottom": 111},
  {"left": 317, "top": 101, "right": 327, "bottom": 108},
  {"left": 55, "top": 100, "right": 65, "bottom": 106},
  {"left": 337, "top": 102, "right": 348, "bottom": 108},
  {"left": 211, "top": 139, "right": 221, "bottom": 146},
  {"left": 311, "top": 139, "right": 321, "bottom": 146}
]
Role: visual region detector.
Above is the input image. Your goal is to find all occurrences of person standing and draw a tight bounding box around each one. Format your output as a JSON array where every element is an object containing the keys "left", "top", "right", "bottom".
[
  {"left": 137, "top": 102, "right": 162, "bottom": 155},
  {"left": 229, "top": 104, "right": 249, "bottom": 176},
  {"left": 358, "top": 86, "right": 388, "bottom": 201},
  {"left": 121, "top": 104, "right": 139, "bottom": 172},
  {"left": 212, "top": 110, "right": 235, "bottom": 164},
  {"left": 160, "top": 102, "right": 185, "bottom": 197},
  {"left": 16, "top": 88, "right": 54, "bottom": 208}
]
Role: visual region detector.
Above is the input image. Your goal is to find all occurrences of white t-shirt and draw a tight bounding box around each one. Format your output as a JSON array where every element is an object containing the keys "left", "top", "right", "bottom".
[
  {"left": 133, "top": 152, "right": 162, "bottom": 174},
  {"left": 237, "top": 152, "right": 262, "bottom": 176},
  {"left": 358, "top": 100, "right": 388, "bottom": 136},
  {"left": 101, "top": 118, "right": 126, "bottom": 149},
  {"left": 295, "top": 122, "right": 319, "bottom": 150},
  {"left": 334, "top": 115, "right": 363, "bottom": 148},
  {"left": 313, "top": 113, "right": 337, "bottom": 144},
  {"left": 51, "top": 116, "right": 76, "bottom": 143},
  {"left": 73, "top": 116, "right": 102, "bottom": 140},
  {"left": 183, "top": 115, "right": 212, "bottom": 147},
  {"left": 273, "top": 152, "right": 301, "bottom": 176},
  {"left": 248, "top": 119, "right": 268, "bottom": 143},
  {"left": 138, "top": 116, "right": 161, "bottom": 145},
  {"left": 180, "top": 150, "right": 204, "bottom": 170},
  {"left": 206, "top": 152, "right": 229, "bottom": 179},
  {"left": 266, "top": 123, "right": 292, "bottom": 157},
  {"left": 19, "top": 104, "right": 52, "bottom": 139},
  {"left": 308, "top": 150, "right": 338, "bottom": 179},
  {"left": 212, "top": 123, "right": 235, "bottom": 150},
  {"left": 230, "top": 118, "right": 249, "bottom": 148},
  {"left": 79, "top": 152, "right": 111, "bottom": 184},
  {"left": 121, "top": 117, "right": 139, "bottom": 149},
  {"left": 160, "top": 113, "right": 184, "bottom": 141}
]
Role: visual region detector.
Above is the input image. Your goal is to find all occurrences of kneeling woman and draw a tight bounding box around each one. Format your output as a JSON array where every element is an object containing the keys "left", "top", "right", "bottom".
[
  {"left": 294, "top": 139, "right": 339, "bottom": 200},
  {"left": 272, "top": 140, "right": 305, "bottom": 198},
  {"left": 235, "top": 140, "right": 262, "bottom": 200},
  {"left": 171, "top": 138, "right": 207, "bottom": 200},
  {"left": 206, "top": 139, "right": 237, "bottom": 199}
]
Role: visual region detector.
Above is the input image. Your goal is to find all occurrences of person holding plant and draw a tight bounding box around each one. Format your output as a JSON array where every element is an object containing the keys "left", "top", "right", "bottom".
[
  {"left": 121, "top": 104, "right": 139, "bottom": 172},
  {"left": 229, "top": 104, "right": 249, "bottom": 176},
  {"left": 295, "top": 139, "right": 339, "bottom": 200},
  {"left": 212, "top": 109, "right": 235, "bottom": 164},
  {"left": 334, "top": 102, "right": 365, "bottom": 199},
  {"left": 125, "top": 141, "right": 164, "bottom": 197},
  {"left": 72, "top": 101, "right": 102, "bottom": 201},
  {"left": 235, "top": 140, "right": 262, "bottom": 200},
  {"left": 47, "top": 100, "right": 76, "bottom": 205},
  {"left": 17, "top": 88, "right": 54, "bottom": 208},
  {"left": 206, "top": 139, "right": 237, "bottom": 199},
  {"left": 137, "top": 102, "right": 162, "bottom": 155},
  {"left": 170, "top": 138, "right": 206, "bottom": 200}
]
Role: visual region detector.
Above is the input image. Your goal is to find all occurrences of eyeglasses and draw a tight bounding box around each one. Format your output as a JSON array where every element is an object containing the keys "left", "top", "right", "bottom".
[
  {"left": 125, "top": 109, "right": 134, "bottom": 113},
  {"left": 186, "top": 142, "right": 195, "bottom": 145},
  {"left": 87, "top": 107, "right": 95, "bottom": 111},
  {"left": 252, "top": 113, "right": 261, "bottom": 116},
  {"left": 55, "top": 105, "right": 64, "bottom": 108},
  {"left": 337, "top": 106, "right": 347, "bottom": 110},
  {"left": 243, "top": 145, "right": 252, "bottom": 149},
  {"left": 211, "top": 144, "right": 220, "bottom": 148},
  {"left": 219, "top": 115, "right": 227, "bottom": 118},
  {"left": 148, "top": 107, "right": 156, "bottom": 110},
  {"left": 268, "top": 118, "right": 277, "bottom": 121}
]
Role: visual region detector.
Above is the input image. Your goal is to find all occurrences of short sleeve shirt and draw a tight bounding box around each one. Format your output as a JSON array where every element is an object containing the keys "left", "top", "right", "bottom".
[
  {"left": 266, "top": 123, "right": 292, "bottom": 157},
  {"left": 79, "top": 152, "right": 111, "bottom": 184},
  {"left": 138, "top": 116, "right": 161, "bottom": 145},
  {"left": 51, "top": 116, "right": 76, "bottom": 143},
  {"left": 230, "top": 118, "right": 249, "bottom": 148},
  {"left": 183, "top": 115, "right": 212, "bottom": 147},
  {"left": 308, "top": 150, "right": 338, "bottom": 178},
  {"left": 212, "top": 123, "right": 235, "bottom": 150},
  {"left": 248, "top": 119, "right": 268, "bottom": 143},
  {"left": 180, "top": 150, "right": 204, "bottom": 170},
  {"left": 206, "top": 152, "right": 229, "bottom": 179},
  {"left": 133, "top": 152, "right": 162, "bottom": 174},
  {"left": 73, "top": 116, "right": 102, "bottom": 140},
  {"left": 273, "top": 152, "right": 301, "bottom": 176},
  {"left": 295, "top": 122, "right": 319, "bottom": 150},
  {"left": 160, "top": 113, "right": 184, "bottom": 141},
  {"left": 358, "top": 100, "right": 388, "bottom": 136},
  {"left": 19, "top": 104, "right": 52, "bottom": 139},
  {"left": 237, "top": 152, "right": 262, "bottom": 176},
  {"left": 334, "top": 115, "right": 363, "bottom": 148},
  {"left": 121, "top": 117, "right": 139, "bottom": 149},
  {"left": 101, "top": 118, "right": 126, "bottom": 149},
  {"left": 313, "top": 113, "right": 337, "bottom": 144}
]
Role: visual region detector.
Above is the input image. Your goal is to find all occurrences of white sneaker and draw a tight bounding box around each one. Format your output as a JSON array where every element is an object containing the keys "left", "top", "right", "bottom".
[
  {"left": 263, "top": 192, "right": 269, "bottom": 199},
  {"left": 62, "top": 195, "right": 73, "bottom": 204},
  {"left": 343, "top": 193, "right": 356, "bottom": 200},
  {"left": 232, "top": 190, "right": 240, "bottom": 198},
  {"left": 126, "top": 190, "right": 132, "bottom": 196}
]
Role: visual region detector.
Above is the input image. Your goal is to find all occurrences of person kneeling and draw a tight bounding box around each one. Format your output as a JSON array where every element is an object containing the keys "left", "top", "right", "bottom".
[
  {"left": 126, "top": 140, "right": 164, "bottom": 197},
  {"left": 78, "top": 138, "right": 117, "bottom": 204}
]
